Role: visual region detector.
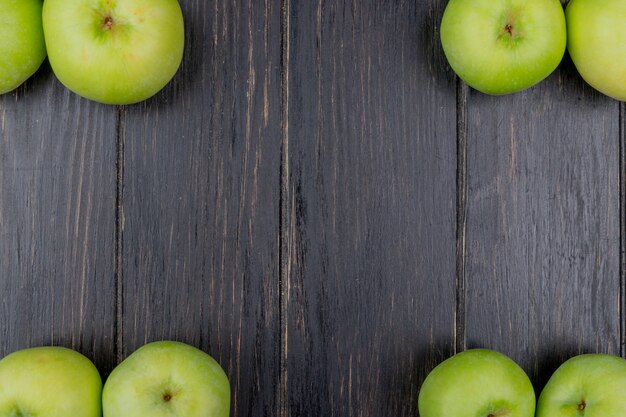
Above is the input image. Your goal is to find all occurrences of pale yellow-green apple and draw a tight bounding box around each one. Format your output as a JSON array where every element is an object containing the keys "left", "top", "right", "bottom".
[
  {"left": 440, "top": 0, "right": 566, "bottom": 95},
  {"left": 0, "top": 346, "right": 102, "bottom": 417},
  {"left": 0, "top": 0, "right": 46, "bottom": 94},
  {"left": 418, "top": 349, "right": 535, "bottom": 417},
  {"left": 537, "top": 354, "right": 626, "bottom": 417},
  {"left": 42, "top": 0, "right": 185, "bottom": 105},
  {"left": 566, "top": 0, "right": 626, "bottom": 101},
  {"left": 103, "top": 341, "right": 230, "bottom": 417}
]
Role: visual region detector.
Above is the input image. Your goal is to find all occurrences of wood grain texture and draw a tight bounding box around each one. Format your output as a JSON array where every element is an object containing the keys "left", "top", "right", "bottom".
[
  {"left": 120, "top": 1, "right": 281, "bottom": 416},
  {"left": 0, "top": 66, "right": 117, "bottom": 374},
  {"left": 619, "top": 103, "right": 626, "bottom": 358},
  {"left": 463, "top": 56, "right": 622, "bottom": 389},
  {"left": 2, "top": 3, "right": 626, "bottom": 417},
  {"left": 284, "top": 1, "right": 457, "bottom": 416}
]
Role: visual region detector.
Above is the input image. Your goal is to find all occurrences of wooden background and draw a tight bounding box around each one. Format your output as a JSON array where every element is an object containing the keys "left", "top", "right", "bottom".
[{"left": 0, "top": 0, "right": 624, "bottom": 416}]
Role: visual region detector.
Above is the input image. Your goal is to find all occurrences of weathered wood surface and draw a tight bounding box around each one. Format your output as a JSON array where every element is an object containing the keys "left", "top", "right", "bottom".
[
  {"left": 0, "top": 1, "right": 624, "bottom": 416},
  {"left": 0, "top": 67, "right": 118, "bottom": 374},
  {"left": 282, "top": 1, "right": 457, "bottom": 416},
  {"left": 120, "top": 1, "right": 282, "bottom": 416},
  {"left": 462, "top": 56, "right": 622, "bottom": 391}
]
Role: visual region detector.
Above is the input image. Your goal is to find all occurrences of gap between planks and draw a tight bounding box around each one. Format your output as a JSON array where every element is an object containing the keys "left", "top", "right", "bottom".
[
  {"left": 618, "top": 102, "right": 626, "bottom": 357},
  {"left": 114, "top": 105, "right": 125, "bottom": 363},
  {"left": 455, "top": 79, "right": 468, "bottom": 355},
  {"left": 278, "top": 0, "right": 291, "bottom": 415}
]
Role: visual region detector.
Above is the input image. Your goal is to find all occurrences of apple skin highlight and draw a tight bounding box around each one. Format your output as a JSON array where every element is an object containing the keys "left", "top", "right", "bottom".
[
  {"left": 0, "top": 0, "right": 47, "bottom": 94},
  {"left": 418, "top": 349, "right": 535, "bottom": 417},
  {"left": 537, "top": 354, "right": 626, "bottom": 417},
  {"left": 103, "top": 341, "right": 230, "bottom": 417},
  {"left": 0, "top": 346, "right": 102, "bottom": 417},
  {"left": 42, "top": 0, "right": 185, "bottom": 105},
  {"left": 440, "top": 0, "right": 566, "bottom": 95},
  {"left": 566, "top": 0, "right": 626, "bottom": 101}
]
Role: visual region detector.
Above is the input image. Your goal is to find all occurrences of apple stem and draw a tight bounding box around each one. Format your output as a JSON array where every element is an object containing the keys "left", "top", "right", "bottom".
[{"left": 103, "top": 15, "right": 114, "bottom": 30}]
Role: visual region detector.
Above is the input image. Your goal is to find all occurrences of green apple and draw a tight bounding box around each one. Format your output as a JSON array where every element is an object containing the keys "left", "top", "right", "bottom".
[
  {"left": 566, "top": 0, "right": 626, "bottom": 101},
  {"left": 103, "top": 341, "right": 230, "bottom": 417},
  {"left": 0, "top": 0, "right": 47, "bottom": 94},
  {"left": 0, "top": 346, "right": 102, "bottom": 417},
  {"left": 537, "top": 354, "right": 626, "bottom": 417},
  {"left": 440, "top": 0, "right": 566, "bottom": 95},
  {"left": 418, "top": 349, "right": 535, "bottom": 417},
  {"left": 42, "top": 0, "right": 184, "bottom": 105}
]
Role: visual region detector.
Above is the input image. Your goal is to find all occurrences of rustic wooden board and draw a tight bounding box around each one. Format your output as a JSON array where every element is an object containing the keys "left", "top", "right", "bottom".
[
  {"left": 619, "top": 103, "right": 626, "bottom": 358},
  {"left": 119, "top": 0, "right": 282, "bottom": 415},
  {"left": 0, "top": 67, "right": 118, "bottom": 374},
  {"left": 462, "top": 57, "right": 622, "bottom": 389},
  {"left": 2, "top": 2, "right": 626, "bottom": 416},
  {"left": 283, "top": 1, "right": 458, "bottom": 416}
]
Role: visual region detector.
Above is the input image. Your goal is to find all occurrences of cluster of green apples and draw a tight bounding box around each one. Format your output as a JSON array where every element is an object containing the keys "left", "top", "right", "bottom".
[
  {"left": 419, "top": 349, "right": 626, "bottom": 417},
  {"left": 441, "top": 0, "right": 626, "bottom": 101},
  {"left": 0, "top": 341, "right": 230, "bottom": 417},
  {"left": 1, "top": 0, "right": 184, "bottom": 105}
]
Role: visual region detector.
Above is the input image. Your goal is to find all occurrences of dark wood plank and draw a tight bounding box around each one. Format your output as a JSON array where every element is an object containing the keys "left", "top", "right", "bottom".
[
  {"left": 0, "top": 66, "right": 118, "bottom": 374},
  {"left": 284, "top": 1, "right": 458, "bottom": 416},
  {"left": 619, "top": 103, "right": 626, "bottom": 358},
  {"left": 463, "top": 57, "right": 622, "bottom": 388},
  {"left": 120, "top": 1, "right": 281, "bottom": 416}
]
